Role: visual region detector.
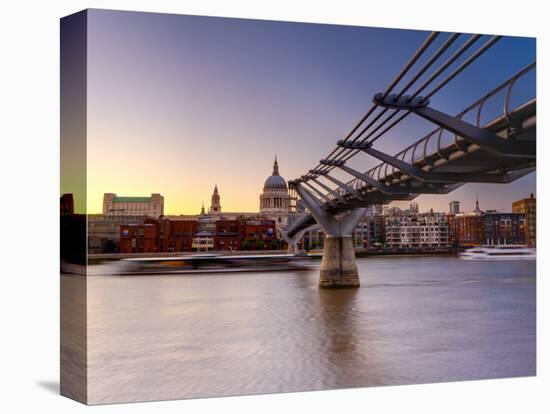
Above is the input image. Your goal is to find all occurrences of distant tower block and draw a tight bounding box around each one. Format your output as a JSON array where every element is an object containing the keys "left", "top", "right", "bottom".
[
  {"left": 449, "top": 200, "right": 460, "bottom": 215},
  {"left": 209, "top": 185, "right": 221, "bottom": 216}
]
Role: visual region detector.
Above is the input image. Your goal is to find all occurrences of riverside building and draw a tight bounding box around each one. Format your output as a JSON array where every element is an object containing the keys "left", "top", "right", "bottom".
[
  {"left": 483, "top": 212, "right": 526, "bottom": 245},
  {"left": 103, "top": 193, "right": 164, "bottom": 218},
  {"left": 512, "top": 193, "right": 536, "bottom": 246},
  {"left": 384, "top": 208, "right": 450, "bottom": 249}
]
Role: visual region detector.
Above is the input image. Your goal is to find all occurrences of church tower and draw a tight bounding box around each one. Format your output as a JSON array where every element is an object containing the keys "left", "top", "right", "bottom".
[{"left": 209, "top": 184, "right": 221, "bottom": 216}]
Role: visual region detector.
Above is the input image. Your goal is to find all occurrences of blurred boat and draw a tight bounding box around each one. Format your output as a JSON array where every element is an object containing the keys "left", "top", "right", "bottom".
[
  {"left": 459, "top": 245, "right": 535, "bottom": 261},
  {"left": 114, "top": 253, "right": 318, "bottom": 275}
]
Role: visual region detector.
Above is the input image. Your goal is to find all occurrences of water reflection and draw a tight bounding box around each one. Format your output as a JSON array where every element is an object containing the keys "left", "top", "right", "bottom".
[
  {"left": 316, "top": 288, "right": 363, "bottom": 388},
  {"left": 78, "top": 256, "right": 535, "bottom": 404}
]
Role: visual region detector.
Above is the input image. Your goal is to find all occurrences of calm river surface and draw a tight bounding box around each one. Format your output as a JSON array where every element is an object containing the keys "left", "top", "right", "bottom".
[{"left": 81, "top": 256, "right": 535, "bottom": 404}]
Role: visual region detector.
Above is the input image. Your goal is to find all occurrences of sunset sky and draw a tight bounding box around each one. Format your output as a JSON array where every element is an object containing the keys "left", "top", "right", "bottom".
[{"left": 84, "top": 9, "right": 536, "bottom": 215}]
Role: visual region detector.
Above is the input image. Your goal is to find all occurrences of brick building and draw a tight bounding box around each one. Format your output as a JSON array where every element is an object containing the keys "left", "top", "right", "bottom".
[
  {"left": 88, "top": 214, "right": 148, "bottom": 254},
  {"left": 215, "top": 220, "right": 241, "bottom": 251},
  {"left": 115, "top": 216, "right": 278, "bottom": 253},
  {"left": 512, "top": 193, "right": 536, "bottom": 246},
  {"left": 119, "top": 223, "right": 159, "bottom": 253},
  {"left": 449, "top": 213, "right": 485, "bottom": 247},
  {"left": 238, "top": 217, "right": 277, "bottom": 250},
  {"left": 450, "top": 211, "right": 526, "bottom": 247},
  {"left": 158, "top": 218, "right": 197, "bottom": 252}
]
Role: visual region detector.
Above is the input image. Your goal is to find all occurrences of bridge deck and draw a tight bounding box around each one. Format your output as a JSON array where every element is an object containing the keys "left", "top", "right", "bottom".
[
  {"left": 360, "top": 99, "right": 536, "bottom": 193},
  {"left": 287, "top": 99, "right": 536, "bottom": 238}
]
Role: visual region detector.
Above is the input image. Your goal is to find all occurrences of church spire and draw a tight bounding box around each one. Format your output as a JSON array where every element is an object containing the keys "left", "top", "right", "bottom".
[
  {"left": 474, "top": 193, "right": 481, "bottom": 213},
  {"left": 272, "top": 155, "right": 279, "bottom": 176}
]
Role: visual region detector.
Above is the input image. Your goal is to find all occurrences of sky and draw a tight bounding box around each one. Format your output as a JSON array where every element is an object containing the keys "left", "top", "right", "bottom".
[{"left": 83, "top": 9, "right": 536, "bottom": 215}]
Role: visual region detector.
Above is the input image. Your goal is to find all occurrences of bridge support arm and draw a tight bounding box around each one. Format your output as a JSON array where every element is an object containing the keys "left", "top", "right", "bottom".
[
  {"left": 295, "top": 183, "right": 366, "bottom": 288},
  {"left": 413, "top": 105, "right": 535, "bottom": 159},
  {"left": 281, "top": 226, "right": 312, "bottom": 254},
  {"left": 302, "top": 181, "right": 335, "bottom": 206},
  {"left": 337, "top": 163, "right": 406, "bottom": 194},
  {"left": 372, "top": 92, "right": 536, "bottom": 159},
  {"left": 361, "top": 146, "right": 452, "bottom": 182},
  {"left": 362, "top": 146, "right": 530, "bottom": 184},
  {"left": 310, "top": 177, "right": 348, "bottom": 204},
  {"left": 294, "top": 184, "right": 341, "bottom": 236},
  {"left": 323, "top": 160, "right": 459, "bottom": 195},
  {"left": 317, "top": 173, "right": 367, "bottom": 201}
]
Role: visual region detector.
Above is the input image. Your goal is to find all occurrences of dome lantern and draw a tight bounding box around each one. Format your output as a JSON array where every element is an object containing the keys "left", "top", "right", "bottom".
[{"left": 273, "top": 155, "right": 279, "bottom": 176}]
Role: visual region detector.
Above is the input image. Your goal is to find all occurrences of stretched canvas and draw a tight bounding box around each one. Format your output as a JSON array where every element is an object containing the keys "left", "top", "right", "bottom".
[{"left": 60, "top": 9, "right": 537, "bottom": 405}]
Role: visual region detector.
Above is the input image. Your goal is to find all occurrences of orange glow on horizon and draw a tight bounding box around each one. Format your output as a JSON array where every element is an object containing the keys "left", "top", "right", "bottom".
[{"left": 86, "top": 183, "right": 264, "bottom": 215}]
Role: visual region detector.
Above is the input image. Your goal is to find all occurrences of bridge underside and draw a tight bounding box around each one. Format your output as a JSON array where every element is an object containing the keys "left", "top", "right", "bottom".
[
  {"left": 289, "top": 100, "right": 535, "bottom": 233},
  {"left": 286, "top": 99, "right": 536, "bottom": 288},
  {"left": 284, "top": 34, "right": 535, "bottom": 289}
]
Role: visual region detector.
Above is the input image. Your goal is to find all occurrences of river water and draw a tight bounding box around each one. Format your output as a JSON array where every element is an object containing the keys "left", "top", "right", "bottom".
[{"left": 79, "top": 256, "right": 535, "bottom": 404}]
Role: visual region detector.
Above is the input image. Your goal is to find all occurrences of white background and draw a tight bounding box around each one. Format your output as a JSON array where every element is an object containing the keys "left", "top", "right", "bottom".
[{"left": 0, "top": 0, "right": 547, "bottom": 412}]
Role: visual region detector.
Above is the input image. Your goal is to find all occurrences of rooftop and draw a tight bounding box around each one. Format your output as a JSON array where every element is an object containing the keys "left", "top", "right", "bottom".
[{"left": 113, "top": 197, "right": 152, "bottom": 203}]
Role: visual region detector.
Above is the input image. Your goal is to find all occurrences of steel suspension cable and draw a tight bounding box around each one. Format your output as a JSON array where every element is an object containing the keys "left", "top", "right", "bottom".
[
  {"left": 422, "top": 35, "right": 502, "bottom": 100},
  {"left": 322, "top": 34, "right": 499, "bottom": 181},
  {"left": 299, "top": 33, "right": 502, "bottom": 198},
  {"left": 380, "top": 32, "right": 440, "bottom": 99},
  {"left": 393, "top": 33, "right": 461, "bottom": 100},
  {"left": 300, "top": 32, "right": 442, "bottom": 182},
  {"left": 307, "top": 32, "right": 460, "bottom": 181},
  {"left": 407, "top": 34, "right": 482, "bottom": 101}
]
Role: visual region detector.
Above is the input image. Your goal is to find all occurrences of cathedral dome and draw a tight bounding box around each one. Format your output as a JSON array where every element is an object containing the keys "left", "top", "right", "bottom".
[
  {"left": 264, "top": 175, "right": 287, "bottom": 190},
  {"left": 263, "top": 156, "right": 288, "bottom": 191},
  {"left": 259, "top": 156, "right": 290, "bottom": 222}
]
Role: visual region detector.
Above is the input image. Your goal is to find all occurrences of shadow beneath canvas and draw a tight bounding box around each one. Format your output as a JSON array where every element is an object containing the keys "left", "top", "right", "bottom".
[{"left": 36, "top": 380, "right": 59, "bottom": 394}]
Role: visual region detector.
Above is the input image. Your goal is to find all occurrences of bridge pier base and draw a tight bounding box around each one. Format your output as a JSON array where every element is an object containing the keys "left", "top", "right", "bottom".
[
  {"left": 319, "top": 236, "right": 360, "bottom": 288},
  {"left": 291, "top": 184, "right": 367, "bottom": 289}
]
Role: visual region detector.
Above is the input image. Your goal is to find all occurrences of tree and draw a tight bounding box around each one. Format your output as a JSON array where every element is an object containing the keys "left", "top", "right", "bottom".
[
  {"left": 241, "top": 239, "right": 251, "bottom": 250},
  {"left": 270, "top": 239, "right": 279, "bottom": 250},
  {"left": 255, "top": 240, "right": 264, "bottom": 250}
]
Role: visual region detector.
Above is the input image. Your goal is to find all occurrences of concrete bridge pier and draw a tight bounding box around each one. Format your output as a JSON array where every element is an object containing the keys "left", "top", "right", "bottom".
[
  {"left": 286, "top": 242, "right": 300, "bottom": 255},
  {"left": 319, "top": 234, "right": 361, "bottom": 288},
  {"left": 282, "top": 228, "right": 308, "bottom": 254},
  {"left": 293, "top": 184, "right": 366, "bottom": 288}
]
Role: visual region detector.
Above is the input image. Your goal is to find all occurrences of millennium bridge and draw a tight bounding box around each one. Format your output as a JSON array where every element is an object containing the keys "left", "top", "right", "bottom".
[{"left": 282, "top": 31, "right": 536, "bottom": 288}]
